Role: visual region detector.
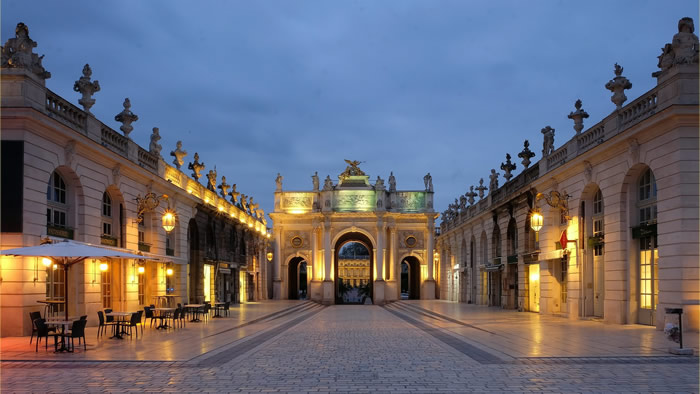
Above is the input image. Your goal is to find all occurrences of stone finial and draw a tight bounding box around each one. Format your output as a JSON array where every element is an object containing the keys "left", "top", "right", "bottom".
[
  {"left": 375, "top": 176, "right": 385, "bottom": 191},
  {"left": 149, "top": 127, "right": 162, "bottom": 157},
  {"left": 488, "top": 169, "right": 499, "bottom": 193},
  {"left": 205, "top": 168, "right": 217, "bottom": 191},
  {"left": 312, "top": 172, "right": 319, "bottom": 191},
  {"left": 229, "top": 183, "right": 240, "bottom": 204},
  {"left": 73, "top": 64, "right": 100, "bottom": 112},
  {"left": 114, "top": 98, "right": 138, "bottom": 138},
  {"left": 518, "top": 140, "right": 535, "bottom": 168},
  {"left": 218, "top": 176, "right": 230, "bottom": 198},
  {"left": 653, "top": 17, "right": 699, "bottom": 77},
  {"left": 605, "top": 64, "right": 632, "bottom": 109},
  {"left": 500, "top": 154, "right": 516, "bottom": 182},
  {"left": 388, "top": 172, "right": 396, "bottom": 192},
  {"left": 465, "top": 186, "right": 477, "bottom": 205},
  {"left": 275, "top": 173, "right": 283, "bottom": 192},
  {"left": 1, "top": 23, "right": 51, "bottom": 80},
  {"left": 188, "top": 152, "right": 205, "bottom": 181},
  {"left": 170, "top": 141, "right": 187, "bottom": 170},
  {"left": 541, "top": 126, "right": 555, "bottom": 157},
  {"left": 424, "top": 173, "right": 433, "bottom": 192},
  {"left": 323, "top": 175, "right": 333, "bottom": 191},
  {"left": 567, "top": 99, "right": 589, "bottom": 134},
  {"left": 475, "top": 178, "right": 487, "bottom": 200}
]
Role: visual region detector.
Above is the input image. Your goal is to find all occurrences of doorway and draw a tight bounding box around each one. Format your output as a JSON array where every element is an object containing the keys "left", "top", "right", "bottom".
[
  {"left": 528, "top": 264, "right": 540, "bottom": 312},
  {"left": 335, "top": 236, "right": 372, "bottom": 304},
  {"left": 401, "top": 257, "right": 421, "bottom": 300},
  {"left": 288, "top": 257, "right": 308, "bottom": 300}
]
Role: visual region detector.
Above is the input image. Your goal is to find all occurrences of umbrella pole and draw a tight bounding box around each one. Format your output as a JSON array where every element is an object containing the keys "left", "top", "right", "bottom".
[{"left": 64, "top": 258, "right": 69, "bottom": 321}]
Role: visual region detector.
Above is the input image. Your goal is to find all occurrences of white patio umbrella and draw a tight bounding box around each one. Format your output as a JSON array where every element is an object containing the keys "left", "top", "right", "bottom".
[{"left": 1, "top": 239, "right": 149, "bottom": 321}]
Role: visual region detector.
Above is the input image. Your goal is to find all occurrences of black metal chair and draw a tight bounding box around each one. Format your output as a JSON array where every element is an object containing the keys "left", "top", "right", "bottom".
[
  {"left": 144, "top": 306, "right": 156, "bottom": 328},
  {"left": 97, "top": 311, "right": 116, "bottom": 338},
  {"left": 33, "top": 318, "right": 58, "bottom": 352},
  {"left": 104, "top": 308, "right": 114, "bottom": 324},
  {"left": 223, "top": 302, "right": 231, "bottom": 317},
  {"left": 61, "top": 319, "right": 87, "bottom": 351},
  {"left": 126, "top": 312, "right": 143, "bottom": 338},
  {"left": 29, "top": 311, "right": 47, "bottom": 344}
]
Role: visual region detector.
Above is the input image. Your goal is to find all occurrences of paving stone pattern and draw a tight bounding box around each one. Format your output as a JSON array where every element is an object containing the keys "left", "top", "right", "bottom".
[{"left": 2, "top": 303, "right": 698, "bottom": 393}]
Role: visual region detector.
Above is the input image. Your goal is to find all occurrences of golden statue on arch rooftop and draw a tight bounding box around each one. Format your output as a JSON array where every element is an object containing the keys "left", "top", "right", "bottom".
[{"left": 340, "top": 159, "right": 366, "bottom": 178}]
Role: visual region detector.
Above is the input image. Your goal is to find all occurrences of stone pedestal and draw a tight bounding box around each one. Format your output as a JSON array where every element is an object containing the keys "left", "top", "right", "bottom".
[
  {"left": 373, "top": 280, "right": 386, "bottom": 305},
  {"left": 309, "top": 280, "right": 323, "bottom": 302},
  {"left": 322, "top": 280, "right": 334, "bottom": 305},
  {"left": 421, "top": 280, "right": 436, "bottom": 300},
  {"left": 385, "top": 280, "right": 398, "bottom": 301},
  {"left": 273, "top": 279, "right": 282, "bottom": 300}
]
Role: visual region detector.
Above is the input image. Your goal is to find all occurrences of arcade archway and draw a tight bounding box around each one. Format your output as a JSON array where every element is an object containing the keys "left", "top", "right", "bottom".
[
  {"left": 401, "top": 256, "right": 421, "bottom": 300},
  {"left": 288, "top": 257, "right": 308, "bottom": 300},
  {"left": 334, "top": 232, "right": 373, "bottom": 304}
]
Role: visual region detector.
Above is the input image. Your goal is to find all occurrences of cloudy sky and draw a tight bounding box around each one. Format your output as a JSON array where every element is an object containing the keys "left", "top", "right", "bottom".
[{"left": 3, "top": 1, "right": 697, "bottom": 223}]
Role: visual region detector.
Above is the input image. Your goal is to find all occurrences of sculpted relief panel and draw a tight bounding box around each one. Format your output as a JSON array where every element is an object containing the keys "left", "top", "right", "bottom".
[
  {"left": 395, "top": 192, "right": 426, "bottom": 212},
  {"left": 281, "top": 192, "right": 314, "bottom": 212},
  {"left": 333, "top": 190, "right": 376, "bottom": 212}
]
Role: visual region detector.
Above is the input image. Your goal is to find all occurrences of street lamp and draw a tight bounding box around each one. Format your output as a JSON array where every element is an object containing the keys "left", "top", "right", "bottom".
[
  {"left": 162, "top": 209, "right": 176, "bottom": 233},
  {"left": 99, "top": 262, "right": 108, "bottom": 271},
  {"left": 266, "top": 251, "right": 273, "bottom": 263},
  {"left": 530, "top": 208, "right": 543, "bottom": 241}
]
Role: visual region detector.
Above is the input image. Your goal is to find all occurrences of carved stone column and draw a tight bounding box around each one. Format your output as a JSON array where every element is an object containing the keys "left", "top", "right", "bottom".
[
  {"left": 309, "top": 222, "right": 322, "bottom": 302},
  {"left": 322, "top": 218, "right": 333, "bottom": 304},
  {"left": 422, "top": 215, "right": 436, "bottom": 299},
  {"left": 373, "top": 218, "right": 386, "bottom": 305},
  {"left": 273, "top": 227, "right": 282, "bottom": 299}
]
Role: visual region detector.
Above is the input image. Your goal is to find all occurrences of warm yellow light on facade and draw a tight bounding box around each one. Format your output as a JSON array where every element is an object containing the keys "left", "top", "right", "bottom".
[
  {"left": 530, "top": 210, "right": 543, "bottom": 232},
  {"left": 52, "top": 264, "right": 58, "bottom": 270},
  {"left": 529, "top": 270, "right": 540, "bottom": 282},
  {"left": 266, "top": 251, "right": 273, "bottom": 262},
  {"left": 42, "top": 257, "right": 52, "bottom": 267},
  {"left": 138, "top": 266, "right": 145, "bottom": 274},
  {"left": 288, "top": 209, "right": 306, "bottom": 215},
  {"left": 100, "top": 263, "right": 109, "bottom": 271},
  {"left": 218, "top": 206, "right": 224, "bottom": 212},
  {"left": 266, "top": 233, "right": 271, "bottom": 239},
  {"left": 166, "top": 268, "right": 174, "bottom": 276},
  {"left": 162, "top": 210, "right": 176, "bottom": 232}
]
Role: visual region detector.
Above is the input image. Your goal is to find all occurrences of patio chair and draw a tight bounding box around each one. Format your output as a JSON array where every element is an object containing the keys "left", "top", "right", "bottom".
[
  {"left": 61, "top": 319, "right": 87, "bottom": 351},
  {"left": 202, "top": 304, "right": 211, "bottom": 322},
  {"left": 29, "top": 311, "right": 50, "bottom": 344},
  {"left": 177, "top": 307, "right": 186, "bottom": 327},
  {"left": 125, "top": 312, "right": 142, "bottom": 338},
  {"left": 97, "top": 311, "right": 116, "bottom": 339},
  {"left": 33, "top": 318, "right": 58, "bottom": 352},
  {"left": 104, "top": 308, "right": 114, "bottom": 323},
  {"left": 171, "top": 308, "right": 181, "bottom": 329},
  {"left": 144, "top": 306, "right": 156, "bottom": 328},
  {"left": 223, "top": 302, "right": 230, "bottom": 317}
]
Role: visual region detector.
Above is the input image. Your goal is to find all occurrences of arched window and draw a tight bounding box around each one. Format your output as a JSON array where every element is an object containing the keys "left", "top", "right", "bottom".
[
  {"left": 102, "top": 192, "right": 113, "bottom": 237},
  {"left": 507, "top": 219, "right": 517, "bottom": 258},
  {"left": 592, "top": 189, "right": 604, "bottom": 256},
  {"left": 46, "top": 171, "right": 67, "bottom": 228},
  {"left": 636, "top": 168, "right": 658, "bottom": 325},
  {"left": 492, "top": 225, "right": 501, "bottom": 263}
]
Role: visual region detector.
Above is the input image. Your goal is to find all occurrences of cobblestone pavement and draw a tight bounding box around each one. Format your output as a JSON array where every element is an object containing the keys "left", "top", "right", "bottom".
[{"left": 2, "top": 302, "right": 698, "bottom": 393}]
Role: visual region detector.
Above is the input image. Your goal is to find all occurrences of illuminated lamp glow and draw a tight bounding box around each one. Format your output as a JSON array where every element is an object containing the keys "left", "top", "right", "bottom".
[
  {"left": 530, "top": 211, "right": 543, "bottom": 232},
  {"left": 42, "top": 258, "right": 52, "bottom": 267},
  {"left": 99, "top": 263, "right": 108, "bottom": 271},
  {"left": 166, "top": 268, "right": 174, "bottom": 276},
  {"left": 162, "top": 210, "right": 176, "bottom": 232},
  {"left": 138, "top": 266, "right": 145, "bottom": 274}
]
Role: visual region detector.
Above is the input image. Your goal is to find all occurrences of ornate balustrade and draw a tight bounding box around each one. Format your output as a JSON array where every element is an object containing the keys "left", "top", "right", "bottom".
[
  {"left": 138, "top": 147, "right": 159, "bottom": 173},
  {"left": 619, "top": 89, "right": 658, "bottom": 129},
  {"left": 100, "top": 124, "right": 128, "bottom": 156},
  {"left": 46, "top": 89, "right": 87, "bottom": 131},
  {"left": 577, "top": 122, "right": 605, "bottom": 152}
]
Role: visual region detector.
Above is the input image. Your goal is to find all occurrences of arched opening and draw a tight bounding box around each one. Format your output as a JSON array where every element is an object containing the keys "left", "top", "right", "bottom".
[
  {"left": 469, "top": 235, "right": 476, "bottom": 303},
  {"left": 580, "top": 184, "right": 605, "bottom": 318},
  {"left": 401, "top": 257, "right": 421, "bottom": 300},
  {"left": 334, "top": 232, "right": 373, "bottom": 304},
  {"left": 506, "top": 218, "right": 518, "bottom": 309},
  {"left": 489, "top": 224, "right": 502, "bottom": 307},
  {"left": 287, "top": 256, "right": 308, "bottom": 300},
  {"left": 635, "top": 167, "right": 658, "bottom": 325},
  {"left": 188, "top": 218, "right": 200, "bottom": 304}
]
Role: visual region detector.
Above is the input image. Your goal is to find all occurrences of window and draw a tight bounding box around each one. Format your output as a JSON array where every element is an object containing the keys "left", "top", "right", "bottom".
[
  {"left": 101, "top": 268, "right": 112, "bottom": 308},
  {"left": 46, "top": 171, "right": 67, "bottom": 228},
  {"left": 638, "top": 169, "right": 657, "bottom": 225},
  {"left": 102, "top": 192, "right": 112, "bottom": 236},
  {"left": 45, "top": 266, "right": 65, "bottom": 314},
  {"left": 138, "top": 271, "right": 146, "bottom": 305},
  {"left": 636, "top": 168, "right": 658, "bottom": 325},
  {"left": 592, "top": 189, "right": 604, "bottom": 257},
  {"left": 560, "top": 257, "right": 568, "bottom": 303}
]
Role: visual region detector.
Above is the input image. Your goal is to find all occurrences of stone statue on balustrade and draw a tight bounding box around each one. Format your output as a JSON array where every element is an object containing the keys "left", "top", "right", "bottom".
[
  {"left": 249, "top": 197, "right": 259, "bottom": 216},
  {"left": 567, "top": 99, "right": 589, "bottom": 134},
  {"left": 188, "top": 152, "right": 205, "bottom": 181},
  {"left": 466, "top": 186, "right": 477, "bottom": 205},
  {"left": 206, "top": 168, "right": 217, "bottom": 192},
  {"left": 375, "top": 176, "right": 385, "bottom": 191},
  {"left": 240, "top": 194, "right": 249, "bottom": 211},
  {"left": 275, "top": 173, "right": 283, "bottom": 192},
  {"left": 424, "top": 173, "right": 433, "bottom": 192},
  {"left": 459, "top": 195, "right": 467, "bottom": 212},
  {"left": 218, "top": 176, "right": 230, "bottom": 198},
  {"left": 323, "top": 175, "right": 333, "bottom": 191},
  {"left": 489, "top": 170, "right": 499, "bottom": 193},
  {"left": 518, "top": 140, "right": 535, "bottom": 169},
  {"left": 476, "top": 179, "right": 487, "bottom": 200},
  {"left": 114, "top": 98, "right": 139, "bottom": 139},
  {"left": 149, "top": 127, "right": 162, "bottom": 157},
  {"left": 1, "top": 23, "right": 51, "bottom": 80},
  {"left": 654, "top": 17, "right": 699, "bottom": 77},
  {"left": 388, "top": 172, "right": 396, "bottom": 192},
  {"left": 73, "top": 64, "right": 100, "bottom": 113},
  {"left": 170, "top": 141, "right": 187, "bottom": 170},
  {"left": 312, "top": 172, "right": 319, "bottom": 191},
  {"left": 500, "top": 154, "right": 516, "bottom": 182},
  {"left": 605, "top": 64, "right": 632, "bottom": 109},
  {"left": 229, "top": 184, "right": 240, "bottom": 204},
  {"left": 541, "top": 126, "right": 555, "bottom": 157}
]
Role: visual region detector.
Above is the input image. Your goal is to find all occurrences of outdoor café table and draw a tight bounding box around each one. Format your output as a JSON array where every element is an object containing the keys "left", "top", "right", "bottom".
[
  {"left": 152, "top": 307, "right": 176, "bottom": 329},
  {"left": 182, "top": 304, "right": 204, "bottom": 322},
  {"left": 105, "top": 312, "right": 133, "bottom": 339},
  {"left": 45, "top": 320, "right": 73, "bottom": 353},
  {"left": 37, "top": 300, "right": 65, "bottom": 319},
  {"left": 212, "top": 302, "right": 226, "bottom": 318}
]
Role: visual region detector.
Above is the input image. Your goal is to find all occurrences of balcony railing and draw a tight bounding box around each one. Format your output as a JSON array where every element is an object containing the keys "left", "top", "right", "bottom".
[{"left": 46, "top": 90, "right": 87, "bottom": 132}]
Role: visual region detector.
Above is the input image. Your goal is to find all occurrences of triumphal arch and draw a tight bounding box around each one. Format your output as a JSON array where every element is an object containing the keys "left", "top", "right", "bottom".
[{"left": 270, "top": 161, "right": 438, "bottom": 304}]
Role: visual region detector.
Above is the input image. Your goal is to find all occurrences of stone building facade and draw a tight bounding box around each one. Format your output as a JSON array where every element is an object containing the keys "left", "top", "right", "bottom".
[
  {"left": 436, "top": 18, "right": 699, "bottom": 331},
  {"left": 270, "top": 164, "right": 438, "bottom": 304},
  {"left": 0, "top": 23, "right": 270, "bottom": 337}
]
